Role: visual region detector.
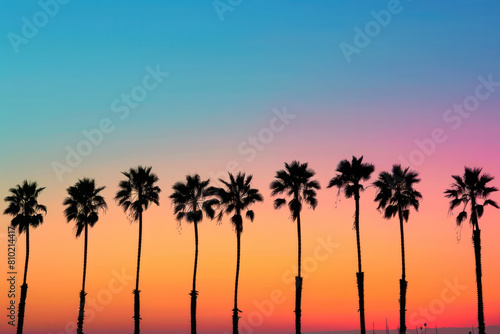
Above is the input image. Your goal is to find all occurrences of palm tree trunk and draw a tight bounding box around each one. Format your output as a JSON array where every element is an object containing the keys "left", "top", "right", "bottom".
[
  {"left": 190, "top": 221, "right": 199, "bottom": 334},
  {"left": 355, "top": 192, "right": 366, "bottom": 334},
  {"left": 134, "top": 212, "right": 143, "bottom": 334},
  {"left": 17, "top": 228, "right": 29, "bottom": 334},
  {"left": 398, "top": 207, "right": 407, "bottom": 334},
  {"left": 472, "top": 229, "right": 485, "bottom": 334},
  {"left": 295, "top": 213, "right": 302, "bottom": 334},
  {"left": 470, "top": 199, "right": 486, "bottom": 334},
  {"left": 77, "top": 224, "right": 88, "bottom": 334},
  {"left": 232, "top": 230, "right": 241, "bottom": 334}
]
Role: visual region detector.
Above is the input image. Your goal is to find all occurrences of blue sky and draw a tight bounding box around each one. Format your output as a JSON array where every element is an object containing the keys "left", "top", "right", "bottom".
[{"left": 1, "top": 0, "right": 500, "bottom": 177}]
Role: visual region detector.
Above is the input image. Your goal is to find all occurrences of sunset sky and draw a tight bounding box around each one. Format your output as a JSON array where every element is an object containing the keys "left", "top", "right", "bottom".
[{"left": 1, "top": 1, "right": 500, "bottom": 333}]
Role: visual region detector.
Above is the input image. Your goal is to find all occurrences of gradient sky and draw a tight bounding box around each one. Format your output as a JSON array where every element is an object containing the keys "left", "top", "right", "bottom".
[{"left": 1, "top": 1, "right": 500, "bottom": 333}]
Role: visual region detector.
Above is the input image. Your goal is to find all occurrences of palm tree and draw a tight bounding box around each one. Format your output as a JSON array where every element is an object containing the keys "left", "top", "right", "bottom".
[
  {"left": 63, "top": 178, "right": 107, "bottom": 334},
  {"left": 373, "top": 165, "right": 421, "bottom": 334},
  {"left": 270, "top": 161, "right": 320, "bottom": 334},
  {"left": 115, "top": 166, "right": 161, "bottom": 334},
  {"left": 3, "top": 181, "right": 46, "bottom": 334},
  {"left": 444, "top": 167, "right": 498, "bottom": 334},
  {"left": 327, "top": 156, "right": 374, "bottom": 334},
  {"left": 169, "top": 174, "right": 215, "bottom": 334},
  {"left": 206, "top": 172, "right": 263, "bottom": 334}
]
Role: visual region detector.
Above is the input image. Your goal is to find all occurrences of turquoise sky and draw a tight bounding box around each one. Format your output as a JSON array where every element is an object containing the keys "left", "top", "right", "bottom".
[{"left": 1, "top": 0, "right": 500, "bottom": 182}]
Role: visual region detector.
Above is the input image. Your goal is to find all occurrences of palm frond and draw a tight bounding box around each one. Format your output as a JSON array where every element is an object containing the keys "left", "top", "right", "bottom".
[
  {"left": 483, "top": 199, "right": 499, "bottom": 208},
  {"left": 456, "top": 211, "right": 467, "bottom": 226}
]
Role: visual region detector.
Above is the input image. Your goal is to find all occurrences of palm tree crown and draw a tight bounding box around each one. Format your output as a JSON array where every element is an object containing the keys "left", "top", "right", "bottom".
[
  {"left": 4, "top": 180, "right": 47, "bottom": 233},
  {"left": 373, "top": 164, "right": 422, "bottom": 220},
  {"left": 270, "top": 160, "right": 320, "bottom": 218},
  {"left": 328, "top": 156, "right": 374, "bottom": 197},
  {"left": 63, "top": 178, "right": 107, "bottom": 235},
  {"left": 208, "top": 172, "right": 263, "bottom": 231},
  {"left": 170, "top": 174, "right": 215, "bottom": 225},
  {"left": 115, "top": 165, "right": 161, "bottom": 220},
  {"left": 444, "top": 167, "right": 498, "bottom": 229}
]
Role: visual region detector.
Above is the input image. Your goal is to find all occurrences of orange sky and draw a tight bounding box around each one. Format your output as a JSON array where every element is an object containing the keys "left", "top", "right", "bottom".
[{"left": 1, "top": 147, "right": 499, "bottom": 333}]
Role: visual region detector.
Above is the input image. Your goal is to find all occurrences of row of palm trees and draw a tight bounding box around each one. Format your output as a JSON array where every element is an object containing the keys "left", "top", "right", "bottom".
[{"left": 4, "top": 158, "right": 497, "bottom": 334}]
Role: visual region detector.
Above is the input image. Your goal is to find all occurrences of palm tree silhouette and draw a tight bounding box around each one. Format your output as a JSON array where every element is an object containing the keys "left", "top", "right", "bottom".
[
  {"left": 270, "top": 161, "right": 320, "bottom": 334},
  {"left": 115, "top": 166, "right": 161, "bottom": 334},
  {"left": 444, "top": 167, "right": 498, "bottom": 334},
  {"left": 169, "top": 174, "right": 215, "bottom": 334},
  {"left": 373, "top": 165, "right": 421, "bottom": 334},
  {"left": 327, "top": 156, "right": 374, "bottom": 334},
  {"left": 3, "top": 181, "right": 46, "bottom": 334},
  {"left": 207, "top": 172, "right": 263, "bottom": 334},
  {"left": 63, "top": 178, "right": 107, "bottom": 334}
]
